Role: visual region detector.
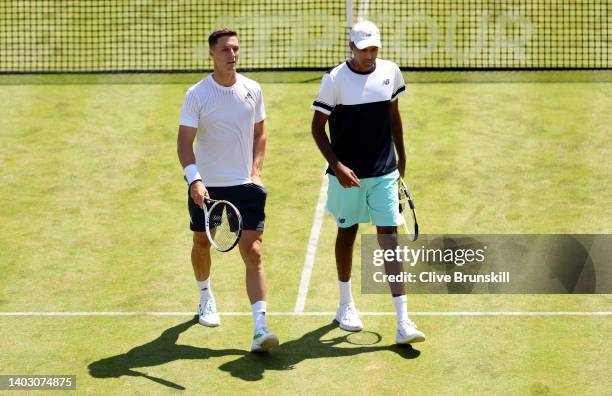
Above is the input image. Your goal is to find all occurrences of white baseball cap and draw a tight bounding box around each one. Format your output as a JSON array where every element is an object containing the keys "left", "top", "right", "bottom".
[{"left": 350, "top": 21, "right": 382, "bottom": 49}]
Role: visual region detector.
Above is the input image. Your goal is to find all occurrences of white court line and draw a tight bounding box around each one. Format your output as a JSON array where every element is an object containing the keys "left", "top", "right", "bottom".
[
  {"left": 294, "top": 171, "right": 329, "bottom": 313},
  {"left": 1, "top": 312, "right": 610, "bottom": 317}
]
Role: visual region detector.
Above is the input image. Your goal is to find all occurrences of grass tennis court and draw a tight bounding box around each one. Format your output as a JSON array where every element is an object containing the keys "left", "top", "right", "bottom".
[{"left": 1, "top": 72, "right": 611, "bottom": 394}]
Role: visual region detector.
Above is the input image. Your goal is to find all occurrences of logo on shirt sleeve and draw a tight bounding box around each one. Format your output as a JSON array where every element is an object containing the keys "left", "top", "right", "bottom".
[{"left": 383, "top": 79, "right": 390, "bottom": 86}]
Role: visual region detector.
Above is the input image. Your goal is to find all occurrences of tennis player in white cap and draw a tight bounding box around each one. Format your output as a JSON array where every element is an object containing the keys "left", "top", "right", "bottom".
[{"left": 310, "top": 21, "right": 425, "bottom": 344}]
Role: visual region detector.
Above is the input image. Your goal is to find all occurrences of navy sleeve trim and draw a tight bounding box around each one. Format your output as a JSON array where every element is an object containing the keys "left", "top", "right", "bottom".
[
  {"left": 312, "top": 100, "right": 334, "bottom": 111},
  {"left": 391, "top": 86, "right": 406, "bottom": 99}
]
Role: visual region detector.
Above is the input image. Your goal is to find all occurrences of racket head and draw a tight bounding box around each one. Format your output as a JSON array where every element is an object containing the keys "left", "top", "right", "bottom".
[
  {"left": 203, "top": 199, "right": 242, "bottom": 252},
  {"left": 397, "top": 178, "right": 419, "bottom": 242}
]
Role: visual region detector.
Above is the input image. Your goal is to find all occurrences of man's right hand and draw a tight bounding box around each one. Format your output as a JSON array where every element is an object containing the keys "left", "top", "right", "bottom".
[
  {"left": 190, "top": 180, "right": 209, "bottom": 207},
  {"left": 331, "top": 162, "right": 361, "bottom": 188}
]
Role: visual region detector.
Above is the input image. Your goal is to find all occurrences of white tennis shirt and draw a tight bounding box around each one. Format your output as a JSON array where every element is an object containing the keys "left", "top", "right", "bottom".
[{"left": 179, "top": 74, "right": 266, "bottom": 186}]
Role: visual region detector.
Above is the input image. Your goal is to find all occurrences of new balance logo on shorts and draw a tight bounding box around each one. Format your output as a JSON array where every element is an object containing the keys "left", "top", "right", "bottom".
[
  {"left": 383, "top": 79, "right": 390, "bottom": 85},
  {"left": 339, "top": 218, "right": 346, "bottom": 224}
]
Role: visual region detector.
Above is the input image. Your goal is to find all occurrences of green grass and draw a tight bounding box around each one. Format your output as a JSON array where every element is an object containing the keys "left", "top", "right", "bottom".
[
  {"left": 0, "top": 74, "right": 611, "bottom": 394},
  {"left": 2, "top": 316, "right": 610, "bottom": 394}
]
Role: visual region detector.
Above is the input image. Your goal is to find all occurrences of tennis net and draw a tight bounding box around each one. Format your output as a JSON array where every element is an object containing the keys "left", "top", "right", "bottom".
[{"left": 0, "top": 0, "right": 609, "bottom": 73}]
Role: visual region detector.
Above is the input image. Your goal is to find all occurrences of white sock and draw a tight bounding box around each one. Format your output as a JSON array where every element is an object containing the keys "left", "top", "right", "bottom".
[
  {"left": 252, "top": 300, "right": 267, "bottom": 330},
  {"left": 393, "top": 295, "right": 409, "bottom": 324},
  {"left": 196, "top": 278, "right": 213, "bottom": 302},
  {"left": 338, "top": 279, "right": 353, "bottom": 305}
]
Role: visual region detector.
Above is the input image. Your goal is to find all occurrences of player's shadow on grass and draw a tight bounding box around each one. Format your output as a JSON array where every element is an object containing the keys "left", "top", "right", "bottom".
[
  {"left": 219, "top": 321, "right": 420, "bottom": 382},
  {"left": 87, "top": 315, "right": 245, "bottom": 390},
  {"left": 87, "top": 317, "right": 419, "bottom": 387}
]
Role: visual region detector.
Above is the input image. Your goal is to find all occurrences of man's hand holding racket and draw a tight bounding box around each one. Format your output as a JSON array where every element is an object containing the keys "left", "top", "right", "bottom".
[
  {"left": 189, "top": 180, "right": 209, "bottom": 207},
  {"left": 188, "top": 180, "right": 242, "bottom": 252}
]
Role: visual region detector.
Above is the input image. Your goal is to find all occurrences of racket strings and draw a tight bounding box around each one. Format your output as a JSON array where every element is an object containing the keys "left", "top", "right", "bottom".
[{"left": 209, "top": 203, "right": 241, "bottom": 250}]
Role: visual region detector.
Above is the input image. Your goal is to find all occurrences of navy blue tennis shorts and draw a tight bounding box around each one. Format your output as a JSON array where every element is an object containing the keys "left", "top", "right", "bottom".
[{"left": 188, "top": 183, "right": 267, "bottom": 232}]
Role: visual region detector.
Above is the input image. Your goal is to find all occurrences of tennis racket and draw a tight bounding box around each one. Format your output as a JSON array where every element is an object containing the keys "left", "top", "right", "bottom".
[
  {"left": 398, "top": 177, "right": 419, "bottom": 241},
  {"left": 202, "top": 198, "right": 242, "bottom": 252}
]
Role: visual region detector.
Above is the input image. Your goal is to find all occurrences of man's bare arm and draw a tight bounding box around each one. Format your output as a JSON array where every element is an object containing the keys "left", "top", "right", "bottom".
[
  {"left": 177, "top": 125, "right": 208, "bottom": 206},
  {"left": 251, "top": 120, "right": 267, "bottom": 185},
  {"left": 311, "top": 110, "right": 360, "bottom": 188},
  {"left": 390, "top": 100, "right": 406, "bottom": 178}
]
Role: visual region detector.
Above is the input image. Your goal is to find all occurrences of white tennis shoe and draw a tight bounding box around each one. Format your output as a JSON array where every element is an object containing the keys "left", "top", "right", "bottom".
[
  {"left": 251, "top": 326, "right": 279, "bottom": 352},
  {"left": 396, "top": 319, "right": 425, "bottom": 344},
  {"left": 197, "top": 298, "right": 220, "bottom": 327},
  {"left": 335, "top": 302, "right": 363, "bottom": 332}
]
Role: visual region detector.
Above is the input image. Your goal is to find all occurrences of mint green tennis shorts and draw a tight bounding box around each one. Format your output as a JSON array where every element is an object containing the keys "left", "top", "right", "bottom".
[{"left": 326, "top": 169, "right": 402, "bottom": 228}]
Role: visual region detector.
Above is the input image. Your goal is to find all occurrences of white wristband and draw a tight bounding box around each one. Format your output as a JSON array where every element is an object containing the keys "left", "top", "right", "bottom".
[{"left": 184, "top": 164, "right": 202, "bottom": 185}]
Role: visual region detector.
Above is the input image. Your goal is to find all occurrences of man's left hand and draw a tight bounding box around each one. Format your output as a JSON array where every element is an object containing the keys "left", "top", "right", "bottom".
[{"left": 251, "top": 175, "right": 263, "bottom": 186}]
